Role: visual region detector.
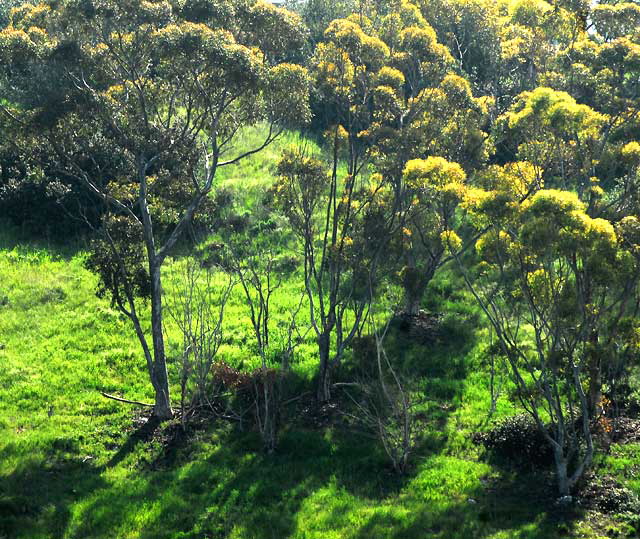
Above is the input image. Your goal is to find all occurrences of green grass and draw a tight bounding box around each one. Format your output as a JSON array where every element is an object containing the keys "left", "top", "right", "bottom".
[
  {"left": 216, "top": 125, "right": 322, "bottom": 208},
  {"left": 1, "top": 238, "right": 627, "bottom": 539},
  {"left": 0, "top": 129, "right": 637, "bottom": 539}
]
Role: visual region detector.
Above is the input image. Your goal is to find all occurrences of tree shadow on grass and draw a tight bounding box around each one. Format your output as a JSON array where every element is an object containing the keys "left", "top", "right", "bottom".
[
  {"left": 0, "top": 439, "right": 107, "bottom": 539},
  {"left": 106, "top": 415, "right": 162, "bottom": 469},
  {"left": 0, "top": 231, "right": 87, "bottom": 262},
  {"left": 64, "top": 415, "right": 449, "bottom": 539},
  {"left": 0, "top": 416, "right": 165, "bottom": 539},
  {"left": 1, "top": 407, "right": 582, "bottom": 539},
  {"left": 350, "top": 464, "right": 585, "bottom": 539},
  {"left": 0, "top": 309, "right": 474, "bottom": 539}
]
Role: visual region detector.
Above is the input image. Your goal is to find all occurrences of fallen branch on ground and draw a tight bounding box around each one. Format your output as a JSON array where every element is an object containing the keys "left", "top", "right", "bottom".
[{"left": 100, "top": 392, "right": 154, "bottom": 407}]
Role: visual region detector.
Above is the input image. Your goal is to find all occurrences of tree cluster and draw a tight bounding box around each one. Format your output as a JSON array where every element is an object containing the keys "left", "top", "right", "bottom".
[{"left": 2, "top": 0, "right": 640, "bottom": 496}]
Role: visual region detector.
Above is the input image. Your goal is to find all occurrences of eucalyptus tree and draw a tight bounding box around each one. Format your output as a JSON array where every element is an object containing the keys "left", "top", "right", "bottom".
[
  {"left": 397, "top": 157, "right": 468, "bottom": 315},
  {"left": 461, "top": 188, "right": 639, "bottom": 495},
  {"left": 298, "top": 14, "right": 399, "bottom": 401},
  {"left": 371, "top": 72, "right": 489, "bottom": 314},
  {"left": 312, "top": 6, "right": 494, "bottom": 316},
  {"left": 0, "top": 0, "right": 310, "bottom": 419},
  {"left": 494, "top": 87, "right": 607, "bottom": 198},
  {"left": 300, "top": 6, "right": 468, "bottom": 396},
  {"left": 274, "top": 149, "right": 391, "bottom": 403},
  {"left": 547, "top": 37, "right": 640, "bottom": 123},
  {"left": 416, "top": 0, "right": 503, "bottom": 95},
  {"left": 591, "top": 1, "right": 640, "bottom": 42}
]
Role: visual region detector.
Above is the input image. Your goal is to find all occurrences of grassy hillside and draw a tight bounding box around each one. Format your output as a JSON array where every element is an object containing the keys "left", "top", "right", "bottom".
[{"left": 1, "top": 133, "right": 639, "bottom": 539}]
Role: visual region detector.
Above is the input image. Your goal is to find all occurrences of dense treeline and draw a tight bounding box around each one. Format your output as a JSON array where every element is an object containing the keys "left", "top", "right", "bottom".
[{"left": 1, "top": 0, "right": 640, "bottom": 499}]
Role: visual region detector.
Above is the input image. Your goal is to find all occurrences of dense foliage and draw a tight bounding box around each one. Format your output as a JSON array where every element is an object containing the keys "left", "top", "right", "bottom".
[{"left": 2, "top": 0, "right": 640, "bottom": 536}]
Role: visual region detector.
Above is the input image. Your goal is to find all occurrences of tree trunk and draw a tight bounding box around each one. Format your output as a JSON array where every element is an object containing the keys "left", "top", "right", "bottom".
[
  {"left": 317, "top": 332, "right": 332, "bottom": 403},
  {"left": 402, "top": 268, "right": 425, "bottom": 316},
  {"left": 587, "top": 331, "right": 602, "bottom": 418},
  {"left": 554, "top": 448, "right": 570, "bottom": 496},
  {"left": 149, "top": 262, "right": 173, "bottom": 420},
  {"left": 404, "top": 293, "right": 421, "bottom": 317},
  {"left": 260, "top": 372, "right": 278, "bottom": 454},
  {"left": 401, "top": 262, "right": 436, "bottom": 316}
]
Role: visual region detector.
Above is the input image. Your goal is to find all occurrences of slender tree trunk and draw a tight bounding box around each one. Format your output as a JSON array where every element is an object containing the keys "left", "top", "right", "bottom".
[
  {"left": 149, "top": 262, "right": 173, "bottom": 420},
  {"left": 317, "top": 332, "right": 332, "bottom": 403},
  {"left": 139, "top": 166, "right": 173, "bottom": 421},
  {"left": 588, "top": 331, "right": 602, "bottom": 417}
]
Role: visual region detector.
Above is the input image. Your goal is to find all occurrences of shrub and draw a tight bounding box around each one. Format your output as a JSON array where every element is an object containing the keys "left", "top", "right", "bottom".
[{"left": 473, "top": 414, "right": 553, "bottom": 467}]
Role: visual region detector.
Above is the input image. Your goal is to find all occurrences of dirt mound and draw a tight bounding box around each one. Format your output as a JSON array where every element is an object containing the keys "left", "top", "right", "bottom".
[
  {"left": 577, "top": 473, "right": 639, "bottom": 514},
  {"left": 394, "top": 311, "right": 442, "bottom": 344},
  {"left": 611, "top": 417, "right": 640, "bottom": 445}
]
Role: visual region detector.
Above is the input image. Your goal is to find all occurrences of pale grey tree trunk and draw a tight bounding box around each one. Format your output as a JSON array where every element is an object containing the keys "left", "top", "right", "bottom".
[{"left": 149, "top": 262, "right": 173, "bottom": 419}]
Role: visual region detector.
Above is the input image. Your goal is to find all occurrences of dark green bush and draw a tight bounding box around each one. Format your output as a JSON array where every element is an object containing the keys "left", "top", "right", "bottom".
[{"left": 474, "top": 414, "right": 553, "bottom": 467}]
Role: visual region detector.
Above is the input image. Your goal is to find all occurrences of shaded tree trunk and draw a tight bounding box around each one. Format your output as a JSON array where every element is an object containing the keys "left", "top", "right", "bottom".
[
  {"left": 404, "top": 288, "right": 423, "bottom": 317},
  {"left": 553, "top": 448, "right": 570, "bottom": 497},
  {"left": 401, "top": 263, "right": 436, "bottom": 316},
  {"left": 149, "top": 263, "right": 173, "bottom": 420},
  {"left": 317, "top": 332, "right": 332, "bottom": 403},
  {"left": 587, "top": 330, "right": 602, "bottom": 418}
]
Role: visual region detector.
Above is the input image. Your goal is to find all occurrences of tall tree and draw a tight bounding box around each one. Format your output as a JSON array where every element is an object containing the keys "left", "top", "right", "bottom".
[
  {"left": 462, "top": 188, "right": 639, "bottom": 495},
  {"left": 274, "top": 149, "right": 391, "bottom": 403},
  {"left": 494, "top": 87, "right": 607, "bottom": 196},
  {"left": 0, "top": 0, "right": 310, "bottom": 419}
]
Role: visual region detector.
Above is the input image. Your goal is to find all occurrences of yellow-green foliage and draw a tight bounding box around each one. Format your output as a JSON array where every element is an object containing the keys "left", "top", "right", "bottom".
[
  {"left": 621, "top": 141, "right": 640, "bottom": 168},
  {"left": 439, "top": 73, "right": 474, "bottom": 106},
  {"left": 8, "top": 2, "right": 51, "bottom": 29},
  {"left": 267, "top": 63, "right": 312, "bottom": 125},
  {"left": 376, "top": 66, "right": 405, "bottom": 90},
  {"left": 508, "top": 0, "right": 552, "bottom": 28},
  {"left": 592, "top": 2, "right": 640, "bottom": 40},
  {"left": 0, "top": 24, "right": 45, "bottom": 60},
  {"left": 403, "top": 156, "right": 466, "bottom": 191},
  {"left": 324, "top": 18, "right": 390, "bottom": 69},
  {"left": 313, "top": 41, "right": 355, "bottom": 96},
  {"left": 440, "top": 230, "right": 463, "bottom": 253},
  {"left": 507, "top": 87, "right": 605, "bottom": 137},
  {"left": 398, "top": 24, "right": 453, "bottom": 67},
  {"left": 477, "top": 229, "right": 513, "bottom": 264},
  {"left": 466, "top": 162, "right": 539, "bottom": 225},
  {"left": 514, "top": 190, "right": 621, "bottom": 284},
  {"left": 522, "top": 188, "right": 584, "bottom": 218}
]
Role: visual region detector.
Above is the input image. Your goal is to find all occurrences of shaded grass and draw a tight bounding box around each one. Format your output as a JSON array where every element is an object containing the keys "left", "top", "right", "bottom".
[{"left": 0, "top": 237, "right": 617, "bottom": 539}]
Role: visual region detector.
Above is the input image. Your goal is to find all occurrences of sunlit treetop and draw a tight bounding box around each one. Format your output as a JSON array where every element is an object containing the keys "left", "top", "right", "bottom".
[
  {"left": 493, "top": 87, "right": 607, "bottom": 190},
  {"left": 0, "top": 0, "right": 311, "bottom": 130},
  {"left": 622, "top": 141, "right": 640, "bottom": 168},
  {"left": 507, "top": 0, "right": 580, "bottom": 43},
  {"left": 508, "top": 0, "right": 553, "bottom": 28},
  {"left": 476, "top": 186, "right": 628, "bottom": 289},
  {"left": 403, "top": 157, "right": 468, "bottom": 210},
  {"left": 617, "top": 215, "right": 640, "bottom": 256},
  {"left": 323, "top": 18, "right": 390, "bottom": 70},
  {"left": 0, "top": 0, "right": 311, "bottom": 241},
  {"left": 465, "top": 161, "right": 541, "bottom": 225},
  {"left": 376, "top": 0, "right": 429, "bottom": 49},
  {"left": 518, "top": 189, "right": 619, "bottom": 269},
  {"left": 506, "top": 87, "right": 605, "bottom": 137}
]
